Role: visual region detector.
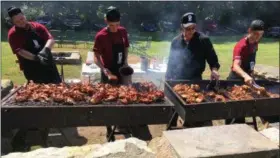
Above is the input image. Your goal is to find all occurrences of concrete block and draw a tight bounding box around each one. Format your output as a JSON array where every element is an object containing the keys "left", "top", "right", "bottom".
[{"left": 163, "top": 124, "right": 279, "bottom": 158}]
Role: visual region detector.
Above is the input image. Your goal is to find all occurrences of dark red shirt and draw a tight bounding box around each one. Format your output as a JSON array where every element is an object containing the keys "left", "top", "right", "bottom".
[
  {"left": 231, "top": 37, "right": 258, "bottom": 70},
  {"left": 93, "top": 26, "right": 129, "bottom": 68},
  {"left": 8, "top": 22, "right": 53, "bottom": 70}
]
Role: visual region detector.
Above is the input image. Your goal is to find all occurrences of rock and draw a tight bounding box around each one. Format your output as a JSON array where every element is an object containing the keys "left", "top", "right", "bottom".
[
  {"left": 1, "top": 79, "right": 13, "bottom": 99},
  {"left": 148, "top": 137, "right": 178, "bottom": 158},
  {"left": 84, "top": 137, "right": 155, "bottom": 158},
  {"left": 269, "top": 123, "right": 279, "bottom": 129},
  {"left": 163, "top": 124, "right": 279, "bottom": 158},
  {"left": 260, "top": 127, "right": 279, "bottom": 146},
  {"left": 2, "top": 138, "right": 154, "bottom": 158}
]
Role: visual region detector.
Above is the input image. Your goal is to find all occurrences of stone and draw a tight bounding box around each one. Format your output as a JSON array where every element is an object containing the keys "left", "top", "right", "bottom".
[
  {"left": 1, "top": 79, "right": 13, "bottom": 99},
  {"left": 2, "top": 138, "right": 155, "bottom": 158},
  {"left": 148, "top": 137, "right": 178, "bottom": 158},
  {"left": 163, "top": 124, "right": 279, "bottom": 158},
  {"left": 84, "top": 137, "right": 154, "bottom": 158},
  {"left": 260, "top": 127, "right": 279, "bottom": 146},
  {"left": 270, "top": 123, "right": 279, "bottom": 129}
]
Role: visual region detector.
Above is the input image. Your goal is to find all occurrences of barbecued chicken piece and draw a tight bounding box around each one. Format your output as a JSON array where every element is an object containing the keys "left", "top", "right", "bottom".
[
  {"left": 268, "top": 93, "right": 280, "bottom": 98},
  {"left": 65, "top": 97, "right": 75, "bottom": 105},
  {"left": 139, "top": 97, "right": 153, "bottom": 104},
  {"left": 51, "top": 93, "right": 64, "bottom": 103},
  {"left": 90, "top": 92, "right": 105, "bottom": 104},
  {"left": 206, "top": 91, "right": 216, "bottom": 98},
  {"left": 154, "top": 90, "right": 164, "bottom": 99},
  {"left": 15, "top": 95, "right": 29, "bottom": 102},
  {"left": 70, "top": 90, "right": 84, "bottom": 101},
  {"left": 173, "top": 84, "right": 186, "bottom": 92},
  {"left": 195, "top": 95, "right": 204, "bottom": 103},
  {"left": 119, "top": 98, "right": 129, "bottom": 104},
  {"left": 214, "top": 95, "right": 226, "bottom": 102},
  {"left": 80, "top": 84, "right": 96, "bottom": 95},
  {"left": 191, "top": 84, "right": 200, "bottom": 92}
]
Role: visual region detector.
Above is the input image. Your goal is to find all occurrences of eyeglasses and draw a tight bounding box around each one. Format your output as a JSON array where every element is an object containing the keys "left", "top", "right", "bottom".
[{"left": 184, "top": 26, "right": 196, "bottom": 32}]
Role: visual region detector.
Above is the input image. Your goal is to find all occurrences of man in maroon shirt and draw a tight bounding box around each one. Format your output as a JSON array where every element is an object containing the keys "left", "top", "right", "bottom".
[
  {"left": 6, "top": 7, "right": 60, "bottom": 152},
  {"left": 227, "top": 20, "right": 264, "bottom": 84},
  {"left": 93, "top": 6, "right": 130, "bottom": 84},
  {"left": 7, "top": 7, "right": 61, "bottom": 84},
  {"left": 93, "top": 6, "right": 151, "bottom": 141},
  {"left": 226, "top": 20, "right": 278, "bottom": 125}
]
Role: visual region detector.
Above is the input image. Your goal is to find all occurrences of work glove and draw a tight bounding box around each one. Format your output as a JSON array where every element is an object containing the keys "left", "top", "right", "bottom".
[
  {"left": 39, "top": 47, "right": 52, "bottom": 60},
  {"left": 34, "top": 54, "right": 49, "bottom": 66}
]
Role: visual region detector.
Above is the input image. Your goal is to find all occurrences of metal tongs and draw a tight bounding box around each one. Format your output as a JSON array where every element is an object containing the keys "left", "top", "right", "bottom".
[
  {"left": 251, "top": 80, "right": 262, "bottom": 90},
  {"left": 206, "top": 79, "right": 220, "bottom": 93}
]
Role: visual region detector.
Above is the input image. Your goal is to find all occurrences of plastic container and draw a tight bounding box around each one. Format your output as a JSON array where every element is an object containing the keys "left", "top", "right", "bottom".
[
  {"left": 86, "top": 51, "right": 94, "bottom": 65},
  {"left": 140, "top": 56, "right": 149, "bottom": 71}
]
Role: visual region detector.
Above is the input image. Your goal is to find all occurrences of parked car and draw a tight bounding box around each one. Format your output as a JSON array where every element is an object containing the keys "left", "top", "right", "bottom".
[
  {"left": 140, "top": 22, "right": 158, "bottom": 32},
  {"left": 159, "top": 21, "right": 177, "bottom": 32},
  {"left": 62, "top": 15, "right": 83, "bottom": 30},
  {"left": 35, "top": 16, "right": 52, "bottom": 29},
  {"left": 202, "top": 20, "right": 218, "bottom": 33},
  {"left": 92, "top": 23, "right": 107, "bottom": 31},
  {"left": 266, "top": 27, "right": 280, "bottom": 38}
]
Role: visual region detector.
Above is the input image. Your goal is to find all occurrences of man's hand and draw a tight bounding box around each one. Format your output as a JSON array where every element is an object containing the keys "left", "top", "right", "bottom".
[
  {"left": 103, "top": 68, "right": 118, "bottom": 81},
  {"left": 34, "top": 55, "right": 48, "bottom": 65},
  {"left": 244, "top": 74, "right": 253, "bottom": 85},
  {"left": 210, "top": 68, "right": 220, "bottom": 80},
  {"left": 38, "top": 47, "right": 52, "bottom": 60}
]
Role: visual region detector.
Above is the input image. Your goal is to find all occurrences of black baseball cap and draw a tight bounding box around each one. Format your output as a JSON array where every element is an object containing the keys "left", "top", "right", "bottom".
[
  {"left": 105, "top": 6, "right": 120, "bottom": 22},
  {"left": 7, "top": 7, "right": 22, "bottom": 18},
  {"left": 249, "top": 20, "right": 265, "bottom": 31},
  {"left": 181, "top": 12, "right": 196, "bottom": 28}
]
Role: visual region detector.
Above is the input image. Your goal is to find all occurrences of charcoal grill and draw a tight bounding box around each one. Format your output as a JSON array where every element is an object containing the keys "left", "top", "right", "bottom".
[
  {"left": 165, "top": 80, "right": 280, "bottom": 130},
  {"left": 1, "top": 83, "right": 173, "bottom": 141}
]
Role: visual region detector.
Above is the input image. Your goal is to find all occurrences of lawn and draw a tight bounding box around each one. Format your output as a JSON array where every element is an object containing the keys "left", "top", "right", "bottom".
[{"left": 1, "top": 34, "right": 279, "bottom": 85}]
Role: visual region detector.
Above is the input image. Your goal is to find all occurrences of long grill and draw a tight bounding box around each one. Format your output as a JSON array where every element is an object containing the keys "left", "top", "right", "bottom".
[
  {"left": 164, "top": 80, "right": 280, "bottom": 123},
  {"left": 1, "top": 82, "right": 173, "bottom": 130}
]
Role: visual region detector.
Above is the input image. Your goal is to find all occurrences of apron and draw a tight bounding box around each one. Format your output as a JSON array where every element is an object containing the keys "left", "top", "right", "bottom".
[
  {"left": 101, "top": 27, "right": 125, "bottom": 84},
  {"left": 17, "top": 27, "right": 61, "bottom": 84},
  {"left": 227, "top": 39, "right": 257, "bottom": 80}
]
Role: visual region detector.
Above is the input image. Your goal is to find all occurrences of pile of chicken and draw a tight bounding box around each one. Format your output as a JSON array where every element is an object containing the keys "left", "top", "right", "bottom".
[
  {"left": 173, "top": 84, "right": 206, "bottom": 104},
  {"left": 227, "top": 85, "right": 279, "bottom": 100},
  {"left": 173, "top": 83, "right": 278, "bottom": 104},
  {"left": 15, "top": 81, "right": 164, "bottom": 105}
]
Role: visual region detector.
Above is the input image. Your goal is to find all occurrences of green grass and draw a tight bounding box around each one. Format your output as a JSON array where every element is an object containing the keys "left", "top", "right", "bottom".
[{"left": 1, "top": 36, "right": 279, "bottom": 85}]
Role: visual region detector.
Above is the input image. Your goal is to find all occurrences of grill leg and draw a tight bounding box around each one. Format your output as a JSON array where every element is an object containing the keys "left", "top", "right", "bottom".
[
  {"left": 253, "top": 116, "right": 258, "bottom": 131},
  {"left": 58, "top": 128, "right": 72, "bottom": 146},
  {"left": 40, "top": 128, "right": 49, "bottom": 147},
  {"left": 106, "top": 126, "right": 116, "bottom": 142},
  {"left": 166, "top": 111, "right": 178, "bottom": 130},
  {"left": 60, "top": 64, "right": 64, "bottom": 82}
]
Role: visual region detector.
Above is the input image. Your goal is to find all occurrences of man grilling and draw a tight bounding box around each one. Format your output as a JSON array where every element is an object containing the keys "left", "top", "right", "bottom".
[
  {"left": 6, "top": 7, "right": 61, "bottom": 151},
  {"left": 93, "top": 6, "right": 151, "bottom": 141},
  {"left": 166, "top": 12, "right": 220, "bottom": 127},
  {"left": 7, "top": 7, "right": 61, "bottom": 84},
  {"left": 226, "top": 20, "right": 278, "bottom": 125},
  {"left": 93, "top": 6, "right": 130, "bottom": 84}
]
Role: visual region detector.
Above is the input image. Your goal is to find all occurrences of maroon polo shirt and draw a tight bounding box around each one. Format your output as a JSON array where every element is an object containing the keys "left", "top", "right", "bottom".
[
  {"left": 231, "top": 37, "right": 258, "bottom": 70},
  {"left": 93, "top": 26, "right": 129, "bottom": 68},
  {"left": 8, "top": 22, "right": 53, "bottom": 70}
]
